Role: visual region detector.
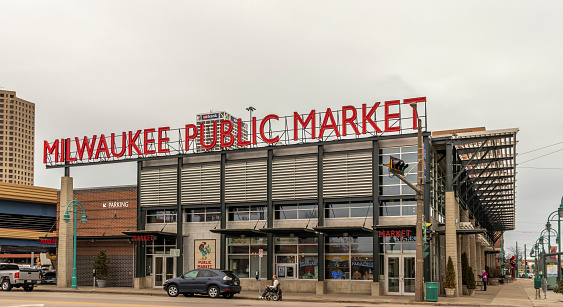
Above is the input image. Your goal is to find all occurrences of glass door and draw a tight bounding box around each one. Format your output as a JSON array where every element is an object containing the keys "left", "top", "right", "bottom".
[
  {"left": 153, "top": 256, "right": 176, "bottom": 288},
  {"left": 385, "top": 255, "right": 415, "bottom": 295},
  {"left": 386, "top": 256, "right": 401, "bottom": 294},
  {"left": 403, "top": 256, "right": 415, "bottom": 294}
]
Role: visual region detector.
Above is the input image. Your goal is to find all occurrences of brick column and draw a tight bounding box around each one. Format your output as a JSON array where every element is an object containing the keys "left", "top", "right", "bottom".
[
  {"left": 469, "top": 231, "right": 477, "bottom": 280},
  {"left": 457, "top": 235, "right": 462, "bottom": 295},
  {"left": 445, "top": 191, "right": 459, "bottom": 296},
  {"left": 57, "top": 176, "right": 73, "bottom": 288}
]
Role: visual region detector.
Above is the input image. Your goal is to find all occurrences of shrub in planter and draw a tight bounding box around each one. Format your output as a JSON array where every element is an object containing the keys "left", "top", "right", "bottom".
[
  {"left": 445, "top": 256, "right": 456, "bottom": 296},
  {"left": 467, "top": 265, "right": 476, "bottom": 296},
  {"left": 461, "top": 252, "right": 469, "bottom": 295},
  {"left": 93, "top": 251, "right": 110, "bottom": 287}
]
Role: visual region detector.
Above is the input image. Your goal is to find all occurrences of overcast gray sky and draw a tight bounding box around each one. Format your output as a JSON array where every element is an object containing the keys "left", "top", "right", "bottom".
[{"left": 2, "top": 1, "right": 562, "bottom": 254}]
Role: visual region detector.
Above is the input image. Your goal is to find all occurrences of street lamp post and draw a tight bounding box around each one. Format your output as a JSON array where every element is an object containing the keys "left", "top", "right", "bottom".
[
  {"left": 546, "top": 198, "right": 563, "bottom": 284},
  {"left": 63, "top": 198, "right": 88, "bottom": 289}
]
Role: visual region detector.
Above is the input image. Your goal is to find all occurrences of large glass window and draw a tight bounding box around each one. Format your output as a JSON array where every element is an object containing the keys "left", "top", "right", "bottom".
[
  {"left": 379, "top": 146, "right": 418, "bottom": 195},
  {"left": 227, "top": 237, "right": 268, "bottom": 278},
  {"left": 325, "top": 201, "right": 373, "bottom": 219},
  {"left": 325, "top": 236, "right": 373, "bottom": 280},
  {"left": 275, "top": 203, "right": 318, "bottom": 220},
  {"left": 228, "top": 205, "right": 267, "bottom": 221},
  {"left": 275, "top": 237, "right": 318, "bottom": 279},
  {"left": 379, "top": 199, "right": 416, "bottom": 216},
  {"left": 380, "top": 234, "right": 416, "bottom": 254},
  {"left": 185, "top": 207, "right": 221, "bottom": 222},
  {"left": 146, "top": 210, "right": 177, "bottom": 223}
]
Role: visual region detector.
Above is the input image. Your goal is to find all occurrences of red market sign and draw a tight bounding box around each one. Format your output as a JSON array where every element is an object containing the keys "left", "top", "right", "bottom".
[
  {"left": 44, "top": 97, "right": 426, "bottom": 166},
  {"left": 38, "top": 238, "right": 58, "bottom": 245},
  {"left": 132, "top": 235, "right": 154, "bottom": 242},
  {"left": 378, "top": 230, "right": 413, "bottom": 238}
]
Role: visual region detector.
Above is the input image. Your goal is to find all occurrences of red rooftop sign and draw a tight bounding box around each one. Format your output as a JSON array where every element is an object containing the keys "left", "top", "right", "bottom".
[{"left": 43, "top": 97, "right": 426, "bottom": 166}]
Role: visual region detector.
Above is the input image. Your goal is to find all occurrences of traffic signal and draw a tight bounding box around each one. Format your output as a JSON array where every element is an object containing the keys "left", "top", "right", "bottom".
[
  {"left": 425, "top": 222, "right": 432, "bottom": 243},
  {"left": 388, "top": 156, "right": 408, "bottom": 176}
]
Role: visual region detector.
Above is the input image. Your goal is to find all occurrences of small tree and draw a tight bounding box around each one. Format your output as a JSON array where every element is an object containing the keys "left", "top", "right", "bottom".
[
  {"left": 467, "top": 265, "right": 476, "bottom": 290},
  {"left": 461, "top": 252, "right": 468, "bottom": 285},
  {"left": 93, "top": 251, "right": 109, "bottom": 280},
  {"left": 553, "top": 277, "right": 563, "bottom": 294},
  {"left": 445, "top": 256, "right": 456, "bottom": 289}
]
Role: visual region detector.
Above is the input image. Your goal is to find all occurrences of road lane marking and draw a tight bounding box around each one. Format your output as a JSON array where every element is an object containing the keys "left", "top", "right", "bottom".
[{"left": 0, "top": 300, "right": 186, "bottom": 307}]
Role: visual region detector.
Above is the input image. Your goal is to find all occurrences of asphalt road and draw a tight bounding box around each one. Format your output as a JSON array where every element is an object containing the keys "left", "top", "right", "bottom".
[{"left": 0, "top": 291, "right": 420, "bottom": 307}]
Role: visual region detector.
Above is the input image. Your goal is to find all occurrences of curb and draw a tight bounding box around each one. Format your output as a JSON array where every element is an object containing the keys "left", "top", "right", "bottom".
[{"left": 30, "top": 287, "right": 510, "bottom": 306}]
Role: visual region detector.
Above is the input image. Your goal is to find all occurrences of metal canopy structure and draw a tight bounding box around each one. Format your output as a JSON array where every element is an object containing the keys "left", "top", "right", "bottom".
[{"left": 433, "top": 128, "right": 518, "bottom": 244}]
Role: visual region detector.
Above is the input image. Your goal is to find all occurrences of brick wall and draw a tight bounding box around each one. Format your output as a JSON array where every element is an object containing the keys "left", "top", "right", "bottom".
[
  {"left": 57, "top": 185, "right": 137, "bottom": 237},
  {"left": 57, "top": 186, "right": 137, "bottom": 287},
  {"left": 77, "top": 240, "right": 135, "bottom": 287}
]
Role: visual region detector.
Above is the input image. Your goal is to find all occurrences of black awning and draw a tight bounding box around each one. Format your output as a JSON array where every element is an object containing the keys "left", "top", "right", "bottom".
[
  {"left": 209, "top": 228, "right": 266, "bottom": 237},
  {"left": 258, "top": 228, "right": 317, "bottom": 236},
  {"left": 122, "top": 230, "right": 177, "bottom": 238},
  {"left": 435, "top": 229, "right": 487, "bottom": 235},
  {"left": 374, "top": 225, "right": 416, "bottom": 230},
  {"left": 313, "top": 226, "right": 373, "bottom": 236}
]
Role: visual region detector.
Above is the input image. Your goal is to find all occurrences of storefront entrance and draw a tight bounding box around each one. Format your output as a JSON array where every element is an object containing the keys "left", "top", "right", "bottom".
[
  {"left": 385, "top": 254, "right": 415, "bottom": 295},
  {"left": 276, "top": 263, "right": 296, "bottom": 279},
  {"left": 153, "top": 256, "right": 176, "bottom": 288}
]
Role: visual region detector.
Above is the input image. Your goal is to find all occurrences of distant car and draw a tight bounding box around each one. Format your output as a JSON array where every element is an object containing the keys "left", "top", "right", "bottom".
[
  {"left": 40, "top": 270, "right": 56, "bottom": 284},
  {"left": 163, "top": 269, "right": 241, "bottom": 299}
]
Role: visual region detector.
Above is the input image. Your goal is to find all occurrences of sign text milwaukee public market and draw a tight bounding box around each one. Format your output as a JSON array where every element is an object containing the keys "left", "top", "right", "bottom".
[{"left": 43, "top": 97, "right": 426, "bottom": 165}]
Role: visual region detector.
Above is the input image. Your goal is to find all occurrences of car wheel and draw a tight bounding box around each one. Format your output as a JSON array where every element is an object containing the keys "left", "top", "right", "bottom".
[
  {"left": 23, "top": 286, "right": 34, "bottom": 292},
  {"left": 207, "top": 285, "right": 219, "bottom": 298},
  {"left": 222, "top": 293, "right": 234, "bottom": 299},
  {"left": 1, "top": 280, "right": 12, "bottom": 291},
  {"left": 167, "top": 284, "right": 179, "bottom": 297},
  {"left": 182, "top": 293, "right": 194, "bottom": 297}
]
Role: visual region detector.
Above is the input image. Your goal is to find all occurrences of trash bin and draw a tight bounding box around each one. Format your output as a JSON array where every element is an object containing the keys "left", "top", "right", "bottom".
[
  {"left": 426, "top": 282, "right": 439, "bottom": 302},
  {"left": 534, "top": 277, "right": 541, "bottom": 289}
]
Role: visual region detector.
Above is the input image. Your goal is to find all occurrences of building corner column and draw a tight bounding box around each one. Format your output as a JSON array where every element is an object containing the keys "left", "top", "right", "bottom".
[
  {"left": 57, "top": 176, "right": 73, "bottom": 288},
  {"left": 445, "top": 191, "right": 459, "bottom": 297}
]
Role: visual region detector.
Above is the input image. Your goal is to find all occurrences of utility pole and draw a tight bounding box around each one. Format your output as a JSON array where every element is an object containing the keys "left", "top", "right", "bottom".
[
  {"left": 414, "top": 105, "right": 424, "bottom": 302},
  {"left": 516, "top": 241, "right": 519, "bottom": 278},
  {"left": 524, "top": 244, "right": 528, "bottom": 278},
  {"left": 386, "top": 103, "right": 424, "bottom": 301}
]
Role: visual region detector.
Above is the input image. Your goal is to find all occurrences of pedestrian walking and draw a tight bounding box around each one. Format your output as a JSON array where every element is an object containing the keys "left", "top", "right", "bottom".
[{"left": 479, "top": 270, "right": 488, "bottom": 291}]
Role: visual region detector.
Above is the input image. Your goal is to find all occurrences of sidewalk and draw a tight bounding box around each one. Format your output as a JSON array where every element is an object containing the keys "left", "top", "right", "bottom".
[{"left": 32, "top": 279, "right": 563, "bottom": 306}]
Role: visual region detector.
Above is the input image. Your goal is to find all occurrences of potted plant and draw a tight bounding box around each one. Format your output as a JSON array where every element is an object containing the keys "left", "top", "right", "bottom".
[
  {"left": 445, "top": 256, "right": 456, "bottom": 297},
  {"left": 467, "top": 265, "right": 476, "bottom": 296},
  {"left": 93, "top": 251, "right": 109, "bottom": 288},
  {"left": 461, "top": 252, "right": 468, "bottom": 295}
]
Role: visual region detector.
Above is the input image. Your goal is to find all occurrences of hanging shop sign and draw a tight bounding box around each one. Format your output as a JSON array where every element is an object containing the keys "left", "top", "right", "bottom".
[
  {"left": 378, "top": 230, "right": 413, "bottom": 238},
  {"left": 38, "top": 238, "right": 58, "bottom": 245},
  {"left": 195, "top": 239, "right": 216, "bottom": 269},
  {"left": 132, "top": 235, "right": 154, "bottom": 242},
  {"left": 43, "top": 97, "right": 426, "bottom": 167}
]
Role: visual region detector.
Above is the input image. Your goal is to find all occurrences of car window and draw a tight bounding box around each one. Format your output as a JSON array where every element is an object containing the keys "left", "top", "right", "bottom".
[
  {"left": 197, "top": 270, "right": 218, "bottom": 278},
  {"left": 197, "top": 270, "right": 211, "bottom": 278},
  {"left": 184, "top": 270, "right": 198, "bottom": 278}
]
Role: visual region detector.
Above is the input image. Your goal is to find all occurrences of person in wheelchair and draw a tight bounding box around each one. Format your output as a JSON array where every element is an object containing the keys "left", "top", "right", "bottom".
[{"left": 260, "top": 275, "right": 282, "bottom": 300}]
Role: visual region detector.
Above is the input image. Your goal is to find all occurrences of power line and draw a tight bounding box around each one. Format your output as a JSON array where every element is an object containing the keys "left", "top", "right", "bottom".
[
  {"left": 519, "top": 141, "right": 563, "bottom": 155},
  {"left": 519, "top": 147, "right": 563, "bottom": 164},
  {"left": 518, "top": 166, "right": 563, "bottom": 170}
]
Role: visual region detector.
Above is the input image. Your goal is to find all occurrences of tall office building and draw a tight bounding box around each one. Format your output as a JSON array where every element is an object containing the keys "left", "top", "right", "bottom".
[
  {"left": 0, "top": 90, "right": 35, "bottom": 185},
  {"left": 195, "top": 111, "right": 248, "bottom": 152}
]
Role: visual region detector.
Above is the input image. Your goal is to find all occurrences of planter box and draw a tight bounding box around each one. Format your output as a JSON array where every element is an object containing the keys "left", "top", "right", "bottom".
[
  {"left": 468, "top": 288, "right": 475, "bottom": 296},
  {"left": 96, "top": 280, "right": 107, "bottom": 288},
  {"left": 445, "top": 288, "right": 455, "bottom": 297}
]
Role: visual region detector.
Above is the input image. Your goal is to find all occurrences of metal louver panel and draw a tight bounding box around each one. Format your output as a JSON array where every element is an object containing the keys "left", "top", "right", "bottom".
[
  {"left": 182, "top": 164, "right": 221, "bottom": 204},
  {"left": 225, "top": 160, "right": 267, "bottom": 203},
  {"left": 323, "top": 152, "right": 372, "bottom": 198},
  {"left": 272, "top": 156, "right": 317, "bottom": 201},
  {"left": 140, "top": 168, "right": 177, "bottom": 207}
]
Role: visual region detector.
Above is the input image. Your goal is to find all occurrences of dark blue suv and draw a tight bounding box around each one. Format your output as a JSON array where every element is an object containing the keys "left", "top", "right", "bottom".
[{"left": 163, "top": 269, "right": 241, "bottom": 299}]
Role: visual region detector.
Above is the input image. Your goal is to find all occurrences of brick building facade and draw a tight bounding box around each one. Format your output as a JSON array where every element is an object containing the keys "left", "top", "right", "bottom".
[{"left": 57, "top": 185, "right": 137, "bottom": 287}]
